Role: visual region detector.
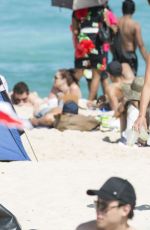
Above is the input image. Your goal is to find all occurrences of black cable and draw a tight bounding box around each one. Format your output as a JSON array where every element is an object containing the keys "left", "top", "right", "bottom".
[{"left": 23, "top": 131, "right": 38, "bottom": 162}]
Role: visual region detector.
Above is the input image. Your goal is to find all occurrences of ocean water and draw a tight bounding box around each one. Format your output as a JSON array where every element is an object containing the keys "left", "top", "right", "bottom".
[{"left": 0, "top": 0, "right": 149, "bottom": 98}]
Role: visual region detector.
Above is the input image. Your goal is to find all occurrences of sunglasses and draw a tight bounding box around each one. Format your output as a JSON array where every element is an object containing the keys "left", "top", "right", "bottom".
[
  {"left": 94, "top": 200, "right": 122, "bottom": 214},
  {"left": 54, "top": 75, "right": 62, "bottom": 80},
  {"left": 14, "top": 97, "right": 28, "bottom": 104}
]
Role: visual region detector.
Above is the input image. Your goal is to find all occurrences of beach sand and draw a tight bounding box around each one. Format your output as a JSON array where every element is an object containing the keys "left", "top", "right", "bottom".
[{"left": 0, "top": 105, "right": 150, "bottom": 230}]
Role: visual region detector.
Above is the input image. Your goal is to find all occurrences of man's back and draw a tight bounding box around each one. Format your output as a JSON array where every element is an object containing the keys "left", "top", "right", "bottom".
[
  {"left": 118, "top": 16, "right": 137, "bottom": 51},
  {"left": 112, "top": 0, "right": 148, "bottom": 75},
  {"left": 119, "top": 0, "right": 148, "bottom": 62}
]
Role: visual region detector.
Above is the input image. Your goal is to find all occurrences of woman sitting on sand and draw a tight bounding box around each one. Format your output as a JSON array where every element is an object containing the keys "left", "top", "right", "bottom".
[
  {"left": 48, "top": 69, "right": 82, "bottom": 100},
  {"left": 34, "top": 69, "right": 82, "bottom": 118}
]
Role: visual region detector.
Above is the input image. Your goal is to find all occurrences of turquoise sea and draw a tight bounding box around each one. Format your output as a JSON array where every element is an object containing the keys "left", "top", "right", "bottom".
[{"left": 0, "top": 0, "right": 150, "bottom": 97}]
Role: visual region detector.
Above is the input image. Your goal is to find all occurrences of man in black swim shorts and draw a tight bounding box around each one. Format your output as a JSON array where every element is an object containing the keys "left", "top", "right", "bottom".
[{"left": 112, "top": 0, "right": 148, "bottom": 75}]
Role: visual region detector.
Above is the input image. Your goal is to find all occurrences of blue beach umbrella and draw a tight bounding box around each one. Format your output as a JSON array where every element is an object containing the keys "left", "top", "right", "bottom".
[{"left": 51, "top": 0, "right": 108, "bottom": 10}]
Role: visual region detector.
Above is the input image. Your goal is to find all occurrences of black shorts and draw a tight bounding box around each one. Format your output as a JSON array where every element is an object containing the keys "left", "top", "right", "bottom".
[{"left": 114, "top": 51, "right": 138, "bottom": 75}]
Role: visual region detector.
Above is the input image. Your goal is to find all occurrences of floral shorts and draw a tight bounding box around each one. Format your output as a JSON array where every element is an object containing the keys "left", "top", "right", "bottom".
[{"left": 75, "top": 33, "right": 108, "bottom": 70}]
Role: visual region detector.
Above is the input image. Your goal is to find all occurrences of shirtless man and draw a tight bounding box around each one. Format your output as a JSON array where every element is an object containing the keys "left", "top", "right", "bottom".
[
  {"left": 11, "top": 81, "right": 42, "bottom": 107},
  {"left": 76, "top": 177, "right": 136, "bottom": 230},
  {"left": 105, "top": 61, "right": 134, "bottom": 113},
  {"left": 113, "top": 0, "right": 148, "bottom": 75}
]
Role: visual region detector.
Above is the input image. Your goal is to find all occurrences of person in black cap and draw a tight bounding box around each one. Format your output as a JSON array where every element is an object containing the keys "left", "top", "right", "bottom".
[
  {"left": 104, "top": 61, "right": 134, "bottom": 113},
  {"left": 77, "top": 177, "right": 136, "bottom": 230}
]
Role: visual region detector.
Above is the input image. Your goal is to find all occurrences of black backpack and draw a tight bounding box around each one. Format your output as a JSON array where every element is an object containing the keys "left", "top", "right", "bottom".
[{"left": 98, "top": 22, "right": 112, "bottom": 43}]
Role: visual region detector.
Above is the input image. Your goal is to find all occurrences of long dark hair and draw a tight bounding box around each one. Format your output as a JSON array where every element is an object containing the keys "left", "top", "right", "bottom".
[
  {"left": 68, "top": 68, "right": 79, "bottom": 84},
  {"left": 57, "top": 69, "right": 76, "bottom": 86}
]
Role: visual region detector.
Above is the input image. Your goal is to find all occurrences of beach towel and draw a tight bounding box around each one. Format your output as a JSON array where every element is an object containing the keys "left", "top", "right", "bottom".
[{"left": 55, "top": 114, "right": 99, "bottom": 131}]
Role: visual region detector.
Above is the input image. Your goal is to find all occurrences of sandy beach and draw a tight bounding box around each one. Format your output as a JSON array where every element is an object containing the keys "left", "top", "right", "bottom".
[
  {"left": 0, "top": 106, "right": 150, "bottom": 230},
  {"left": 0, "top": 0, "right": 149, "bottom": 229}
]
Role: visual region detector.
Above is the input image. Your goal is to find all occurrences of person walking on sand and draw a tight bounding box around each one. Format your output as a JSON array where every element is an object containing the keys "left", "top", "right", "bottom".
[
  {"left": 134, "top": 0, "right": 150, "bottom": 131},
  {"left": 71, "top": 1, "right": 118, "bottom": 101},
  {"left": 76, "top": 177, "right": 136, "bottom": 230},
  {"left": 134, "top": 56, "right": 150, "bottom": 132},
  {"left": 112, "top": 0, "right": 148, "bottom": 75}
]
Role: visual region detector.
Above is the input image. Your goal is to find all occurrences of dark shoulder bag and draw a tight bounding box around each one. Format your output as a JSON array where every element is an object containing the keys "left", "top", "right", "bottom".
[
  {"left": 98, "top": 23, "right": 111, "bottom": 43},
  {"left": 0, "top": 204, "right": 21, "bottom": 230}
]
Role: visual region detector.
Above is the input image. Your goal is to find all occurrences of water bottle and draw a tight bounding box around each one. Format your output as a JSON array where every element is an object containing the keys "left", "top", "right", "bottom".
[
  {"left": 139, "top": 126, "right": 149, "bottom": 142},
  {"left": 126, "top": 129, "right": 139, "bottom": 146},
  {"left": 147, "top": 135, "right": 150, "bottom": 146}
]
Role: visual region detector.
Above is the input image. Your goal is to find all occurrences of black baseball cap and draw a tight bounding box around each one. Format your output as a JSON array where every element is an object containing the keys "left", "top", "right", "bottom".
[
  {"left": 87, "top": 177, "right": 136, "bottom": 207},
  {"left": 107, "top": 61, "right": 122, "bottom": 76}
]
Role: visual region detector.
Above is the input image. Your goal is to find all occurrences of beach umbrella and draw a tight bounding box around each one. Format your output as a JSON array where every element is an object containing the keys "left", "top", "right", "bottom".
[{"left": 51, "top": 0, "right": 108, "bottom": 10}]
